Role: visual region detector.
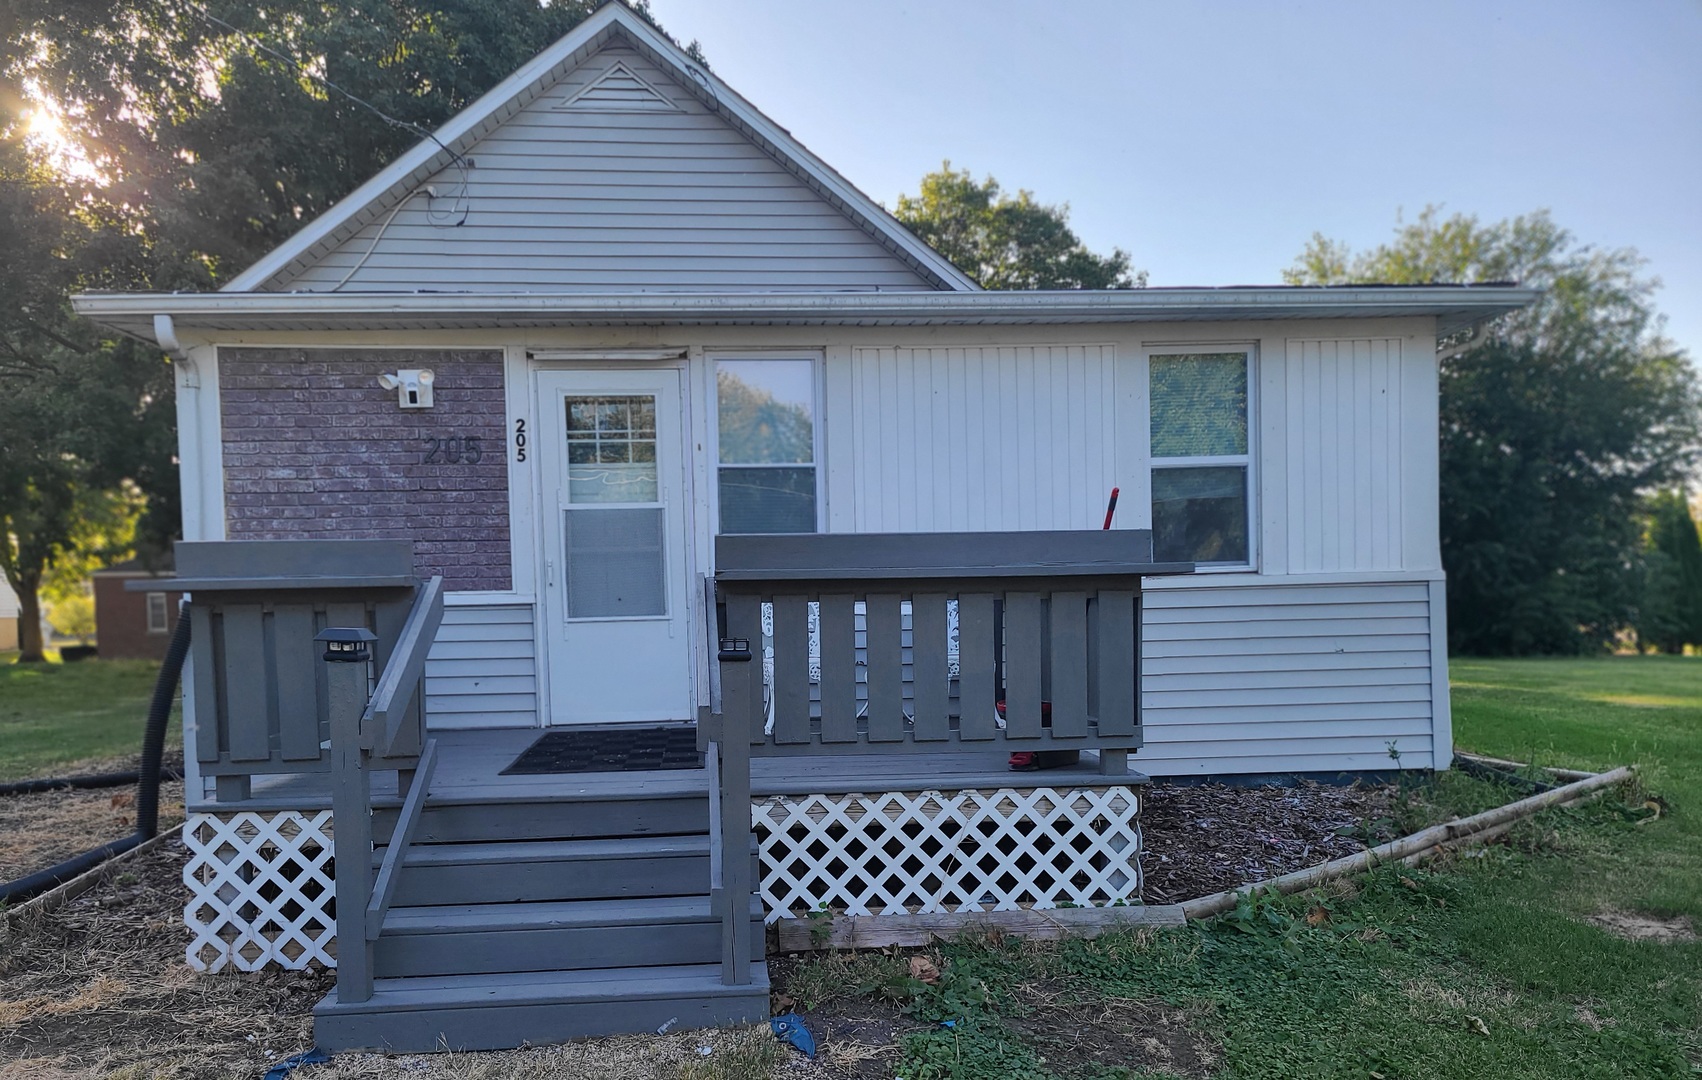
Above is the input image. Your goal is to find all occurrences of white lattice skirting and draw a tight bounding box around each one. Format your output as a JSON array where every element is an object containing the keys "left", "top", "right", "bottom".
[
  {"left": 184, "top": 811, "right": 336, "bottom": 972},
  {"left": 754, "top": 786, "right": 1143, "bottom": 923}
]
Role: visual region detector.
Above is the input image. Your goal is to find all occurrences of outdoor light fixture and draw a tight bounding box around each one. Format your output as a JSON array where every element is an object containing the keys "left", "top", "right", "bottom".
[
  {"left": 316, "top": 626, "right": 377, "bottom": 663},
  {"left": 378, "top": 368, "right": 435, "bottom": 409}
]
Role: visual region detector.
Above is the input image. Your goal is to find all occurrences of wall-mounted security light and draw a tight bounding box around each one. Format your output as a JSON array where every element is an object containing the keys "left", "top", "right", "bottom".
[{"left": 378, "top": 369, "right": 435, "bottom": 409}]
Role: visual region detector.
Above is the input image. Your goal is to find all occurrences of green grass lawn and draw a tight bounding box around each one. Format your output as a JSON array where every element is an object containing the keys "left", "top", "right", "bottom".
[
  {"left": 785, "top": 656, "right": 1702, "bottom": 1079},
  {"left": 0, "top": 653, "right": 179, "bottom": 780}
]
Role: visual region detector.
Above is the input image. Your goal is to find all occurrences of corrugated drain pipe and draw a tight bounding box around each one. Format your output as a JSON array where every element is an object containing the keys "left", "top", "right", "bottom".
[{"left": 0, "top": 602, "right": 191, "bottom": 906}]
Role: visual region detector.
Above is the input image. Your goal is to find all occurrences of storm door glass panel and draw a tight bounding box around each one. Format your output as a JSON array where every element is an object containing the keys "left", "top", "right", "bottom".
[
  {"left": 565, "top": 395, "right": 658, "bottom": 504},
  {"left": 564, "top": 507, "right": 667, "bottom": 618}
]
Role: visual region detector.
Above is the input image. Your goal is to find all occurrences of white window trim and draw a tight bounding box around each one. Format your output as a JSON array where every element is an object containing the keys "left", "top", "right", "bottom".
[
  {"left": 707, "top": 352, "right": 827, "bottom": 535},
  {"left": 1147, "top": 345, "right": 1259, "bottom": 572},
  {"left": 145, "top": 592, "right": 170, "bottom": 635}
]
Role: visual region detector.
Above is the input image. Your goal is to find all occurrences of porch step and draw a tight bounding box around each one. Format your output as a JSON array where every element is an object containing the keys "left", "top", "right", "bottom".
[
  {"left": 375, "top": 794, "right": 711, "bottom": 845},
  {"left": 313, "top": 962, "right": 771, "bottom": 1053},
  {"left": 381, "top": 835, "right": 755, "bottom": 906},
  {"left": 374, "top": 896, "right": 766, "bottom": 977}
]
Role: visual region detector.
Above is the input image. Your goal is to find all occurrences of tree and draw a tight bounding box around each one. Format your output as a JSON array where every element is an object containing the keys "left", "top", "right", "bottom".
[
  {"left": 895, "top": 163, "right": 1142, "bottom": 290},
  {"left": 1641, "top": 491, "right": 1702, "bottom": 654},
  {"left": 1287, "top": 209, "right": 1700, "bottom": 654}
]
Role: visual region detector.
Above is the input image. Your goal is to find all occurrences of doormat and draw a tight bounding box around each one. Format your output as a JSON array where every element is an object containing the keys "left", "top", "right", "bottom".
[{"left": 500, "top": 726, "right": 704, "bottom": 775}]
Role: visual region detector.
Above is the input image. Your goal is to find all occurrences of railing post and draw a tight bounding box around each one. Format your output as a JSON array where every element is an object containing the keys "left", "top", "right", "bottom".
[
  {"left": 319, "top": 627, "right": 378, "bottom": 1005},
  {"left": 716, "top": 628, "right": 755, "bottom": 986}
]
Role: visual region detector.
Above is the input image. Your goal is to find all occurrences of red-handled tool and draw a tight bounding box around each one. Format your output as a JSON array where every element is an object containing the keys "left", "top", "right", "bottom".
[{"left": 1101, "top": 486, "right": 1120, "bottom": 530}]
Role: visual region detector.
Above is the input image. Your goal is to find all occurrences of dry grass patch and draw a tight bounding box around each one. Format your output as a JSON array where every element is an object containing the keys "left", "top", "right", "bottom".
[
  {"left": 0, "top": 754, "right": 184, "bottom": 882},
  {"left": 1585, "top": 908, "right": 1697, "bottom": 943}
]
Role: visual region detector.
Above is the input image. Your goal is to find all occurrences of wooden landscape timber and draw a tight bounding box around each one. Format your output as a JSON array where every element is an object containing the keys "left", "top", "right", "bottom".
[
  {"left": 774, "top": 902, "right": 1188, "bottom": 952},
  {"left": 1181, "top": 765, "right": 1635, "bottom": 920},
  {"left": 1453, "top": 749, "right": 1597, "bottom": 782},
  {"left": 0, "top": 822, "right": 186, "bottom": 926}
]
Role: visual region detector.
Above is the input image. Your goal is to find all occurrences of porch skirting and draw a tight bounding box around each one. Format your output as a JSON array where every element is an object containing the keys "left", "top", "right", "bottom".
[
  {"left": 754, "top": 786, "right": 1143, "bottom": 923},
  {"left": 181, "top": 783, "right": 1143, "bottom": 971}
]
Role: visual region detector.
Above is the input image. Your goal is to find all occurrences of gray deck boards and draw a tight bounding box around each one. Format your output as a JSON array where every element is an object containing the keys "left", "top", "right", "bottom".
[{"left": 195, "top": 726, "right": 1149, "bottom": 813}]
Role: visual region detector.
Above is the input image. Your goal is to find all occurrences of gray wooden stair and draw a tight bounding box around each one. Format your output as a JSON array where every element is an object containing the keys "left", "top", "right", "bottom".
[
  {"left": 319, "top": 781, "right": 769, "bottom": 1053},
  {"left": 314, "top": 962, "right": 771, "bottom": 1053},
  {"left": 374, "top": 895, "right": 766, "bottom": 977}
]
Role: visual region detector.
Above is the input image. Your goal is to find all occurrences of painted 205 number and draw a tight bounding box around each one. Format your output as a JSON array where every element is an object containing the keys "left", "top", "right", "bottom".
[
  {"left": 514, "top": 418, "right": 527, "bottom": 462},
  {"left": 422, "top": 436, "right": 483, "bottom": 464}
]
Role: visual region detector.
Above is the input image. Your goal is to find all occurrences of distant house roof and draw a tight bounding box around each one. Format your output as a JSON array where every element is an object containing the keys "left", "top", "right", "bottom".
[{"left": 93, "top": 554, "right": 176, "bottom": 578}]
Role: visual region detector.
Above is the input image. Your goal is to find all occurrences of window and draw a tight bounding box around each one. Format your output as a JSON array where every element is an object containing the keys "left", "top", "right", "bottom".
[
  {"left": 716, "top": 359, "right": 818, "bottom": 533},
  {"left": 146, "top": 592, "right": 170, "bottom": 635},
  {"left": 562, "top": 395, "right": 667, "bottom": 618},
  {"left": 1149, "top": 350, "right": 1252, "bottom": 565}
]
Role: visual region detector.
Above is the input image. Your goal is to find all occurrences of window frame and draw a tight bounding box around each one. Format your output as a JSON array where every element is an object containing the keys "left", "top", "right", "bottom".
[
  {"left": 145, "top": 591, "right": 170, "bottom": 635},
  {"left": 1146, "top": 345, "right": 1258, "bottom": 571},
  {"left": 708, "top": 352, "right": 826, "bottom": 535}
]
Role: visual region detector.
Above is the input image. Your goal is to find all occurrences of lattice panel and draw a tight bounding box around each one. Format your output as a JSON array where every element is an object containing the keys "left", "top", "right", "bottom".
[
  {"left": 754, "top": 786, "right": 1142, "bottom": 923},
  {"left": 183, "top": 811, "right": 336, "bottom": 972}
]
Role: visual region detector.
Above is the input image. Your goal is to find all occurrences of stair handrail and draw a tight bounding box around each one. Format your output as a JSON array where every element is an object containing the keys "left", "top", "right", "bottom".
[
  {"left": 363, "top": 575, "right": 445, "bottom": 760},
  {"left": 366, "top": 737, "right": 438, "bottom": 941}
]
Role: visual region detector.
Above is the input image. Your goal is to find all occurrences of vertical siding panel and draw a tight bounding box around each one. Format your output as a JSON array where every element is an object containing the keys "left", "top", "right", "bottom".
[
  {"left": 878, "top": 349, "right": 901, "bottom": 531},
  {"left": 947, "top": 349, "right": 971, "bottom": 531},
  {"left": 896, "top": 349, "right": 920, "bottom": 531},
  {"left": 1367, "top": 340, "right": 1391, "bottom": 566},
  {"left": 1353, "top": 339, "right": 1372, "bottom": 568},
  {"left": 1000, "top": 348, "right": 1021, "bottom": 530},
  {"left": 1285, "top": 341, "right": 1307, "bottom": 572}
]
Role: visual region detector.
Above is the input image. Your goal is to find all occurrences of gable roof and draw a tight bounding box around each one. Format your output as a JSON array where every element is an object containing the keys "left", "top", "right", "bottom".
[{"left": 223, "top": 3, "right": 979, "bottom": 294}]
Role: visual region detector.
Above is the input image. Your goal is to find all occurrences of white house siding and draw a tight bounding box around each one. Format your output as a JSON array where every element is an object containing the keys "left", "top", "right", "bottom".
[
  {"left": 1263, "top": 336, "right": 1441, "bottom": 575},
  {"left": 1140, "top": 578, "right": 1440, "bottom": 774},
  {"left": 425, "top": 602, "right": 538, "bottom": 729},
  {"left": 278, "top": 44, "right": 934, "bottom": 294},
  {"left": 840, "top": 345, "right": 1123, "bottom": 532}
]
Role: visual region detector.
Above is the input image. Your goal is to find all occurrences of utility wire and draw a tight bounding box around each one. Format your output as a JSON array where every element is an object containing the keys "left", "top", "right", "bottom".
[{"left": 183, "top": 1, "right": 471, "bottom": 227}]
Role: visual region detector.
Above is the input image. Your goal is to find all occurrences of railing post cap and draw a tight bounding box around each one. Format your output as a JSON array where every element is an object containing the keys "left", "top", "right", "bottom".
[{"left": 316, "top": 626, "right": 377, "bottom": 663}]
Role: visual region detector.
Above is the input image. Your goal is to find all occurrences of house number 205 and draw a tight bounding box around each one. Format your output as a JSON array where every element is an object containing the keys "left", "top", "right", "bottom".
[
  {"left": 422, "top": 436, "right": 483, "bottom": 464},
  {"left": 514, "top": 418, "right": 527, "bottom": 462}
]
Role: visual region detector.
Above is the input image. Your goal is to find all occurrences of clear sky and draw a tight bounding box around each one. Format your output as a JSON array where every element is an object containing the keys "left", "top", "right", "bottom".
[{"left": 651, "top": 0, "right": 1702, "bottom": 360}]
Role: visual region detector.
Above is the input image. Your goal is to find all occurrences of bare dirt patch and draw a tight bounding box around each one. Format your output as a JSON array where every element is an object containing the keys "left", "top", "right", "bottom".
[
  {"left": 790, "top": 1000, "right": 917, "bottom": 1078},
  {"left": 1140, "top": 778, "right": 1396, "bottom": 903},
  {"left": 0, "top": 753, "right": 185, "bottom": 882},
  {"left": 1586, "top": 909, "right": 1697, "bottom": 943},
  {"left": 1006, "top": 995, "right": 1217, "bottom": 1079}
]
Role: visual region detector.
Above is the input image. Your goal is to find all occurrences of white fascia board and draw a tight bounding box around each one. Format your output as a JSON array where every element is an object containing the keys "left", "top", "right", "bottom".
[
  {"left": 221, "top": 4, "right": 977, "bottom": 294},
  {"left": 72, "top": 286, "right": 1540, "bottom": 339}
]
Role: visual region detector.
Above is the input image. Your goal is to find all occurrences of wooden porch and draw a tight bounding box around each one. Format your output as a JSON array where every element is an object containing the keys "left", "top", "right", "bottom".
[{"left": 173, "top": 532, "right": 1184, "bottom": 1053}]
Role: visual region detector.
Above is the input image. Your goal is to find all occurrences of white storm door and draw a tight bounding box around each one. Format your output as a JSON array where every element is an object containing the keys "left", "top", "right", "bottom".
[{"left": 538, "top": 369, "right": 694, "bottom": 724}]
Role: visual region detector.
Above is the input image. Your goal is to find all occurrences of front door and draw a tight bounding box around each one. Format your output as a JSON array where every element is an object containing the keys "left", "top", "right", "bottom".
[{"left": 537, "top": 368, "right": 694, "bottom": 724}]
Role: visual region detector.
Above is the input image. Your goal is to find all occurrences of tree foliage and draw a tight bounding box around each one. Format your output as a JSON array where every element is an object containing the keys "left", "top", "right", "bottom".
[
  {"left": 1288, "top": 208, "right": 1700, "bottom": 654},
  {"left": 1637, "top": 491, "right": 1702, "bottom": 654},
  {"left": 895, "top": 163, "right": 1142, "bottom": 290}
]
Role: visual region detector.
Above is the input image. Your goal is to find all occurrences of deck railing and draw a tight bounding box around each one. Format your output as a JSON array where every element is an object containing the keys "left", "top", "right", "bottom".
[
  {"left": 703, "top": 530, "right": 1190, "bottom": 984},
  {"left": 169, "top": 540, "right": 426, "bottom": 801},
  {"left": 320, "top": 575, "right": 445, "bottom": 1006}
]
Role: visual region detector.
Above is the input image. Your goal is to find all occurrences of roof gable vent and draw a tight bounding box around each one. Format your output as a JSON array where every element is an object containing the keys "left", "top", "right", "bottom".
[{"left": 559, "top": 60, "right": 681, "bottom": 112}]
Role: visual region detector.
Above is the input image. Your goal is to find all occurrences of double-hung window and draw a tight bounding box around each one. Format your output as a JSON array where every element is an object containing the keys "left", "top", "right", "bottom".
[
  {"left": 146, "top": 592, "right": 170, "bottom": 635},
  {"left": 716, "top": 358, "right": 819, "bottom": 533},
  {"left": 1149, "top": 349, "right": 1253, "bottom": 566}
]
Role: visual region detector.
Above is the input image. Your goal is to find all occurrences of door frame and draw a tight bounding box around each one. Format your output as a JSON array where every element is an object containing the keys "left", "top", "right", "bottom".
[{"left": 528, "top": 356, "right": 703, "bottom": 726}]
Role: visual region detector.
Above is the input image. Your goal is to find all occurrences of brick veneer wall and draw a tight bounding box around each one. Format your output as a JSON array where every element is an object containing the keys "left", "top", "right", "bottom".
[{"left": 221, "top": 348, "right": 511, "bottom": 591}]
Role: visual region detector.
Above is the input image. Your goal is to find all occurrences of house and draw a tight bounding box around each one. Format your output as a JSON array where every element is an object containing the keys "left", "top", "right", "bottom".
[
  {"left": 0, "top": 576, "right": 18, "bottom": 652},
  {"left": 72, "top": 1, "right": 1534, "bottom": 1054},
  {"left": 91, "top": 557, "right": 184, "bottom": 660}
]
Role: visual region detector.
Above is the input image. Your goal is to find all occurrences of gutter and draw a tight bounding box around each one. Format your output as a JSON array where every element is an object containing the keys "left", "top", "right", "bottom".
[{"left": 73, "top": 285, "right": 1540, "bottom": 340}]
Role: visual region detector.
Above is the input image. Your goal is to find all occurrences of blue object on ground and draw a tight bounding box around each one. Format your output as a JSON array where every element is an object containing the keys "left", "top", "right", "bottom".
[
  {"left": 262, "top": 1048, "right": 331, "bottom": 1079},
  {"left": 771, "top": 1013, "right": 818, "bottom": 1058}
]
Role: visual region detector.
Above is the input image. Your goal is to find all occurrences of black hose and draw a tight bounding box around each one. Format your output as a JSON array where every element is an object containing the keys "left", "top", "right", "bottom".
[
  {"left": 0, "top": 768, "right": 184, "bottom": 797},
  {"left": 0, "top": 604, "right": 191, "bottom": 907},
  {"left": 137, "top": 607, "right": 192, "bottom": 837}
]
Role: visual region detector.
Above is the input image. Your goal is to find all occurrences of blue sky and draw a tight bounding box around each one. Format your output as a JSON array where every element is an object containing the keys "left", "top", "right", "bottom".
[{"left": 653, "top": 0, "right": 1702, "bottom": 360}]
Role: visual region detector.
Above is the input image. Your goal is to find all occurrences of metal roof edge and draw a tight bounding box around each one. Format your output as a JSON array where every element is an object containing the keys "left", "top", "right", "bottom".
[{"left": 73, "top": 286, "right": 1539, "bottom": 339}]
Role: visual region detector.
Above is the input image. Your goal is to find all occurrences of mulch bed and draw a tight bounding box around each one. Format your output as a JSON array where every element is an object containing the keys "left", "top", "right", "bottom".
[{"left": 1139, "top": 778, "right": 1397, "bottom": 904}]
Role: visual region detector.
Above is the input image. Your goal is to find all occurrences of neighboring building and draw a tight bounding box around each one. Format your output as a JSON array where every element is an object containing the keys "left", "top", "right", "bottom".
[
  {"left": 0, "top": 576, "right": 19, "bottom": 652},
  {"left": 91, "top": 557, "right": 183, "bottom": 660},
  {"left": 71, "top": 2, "right": 1537, "bottom": 1053}
]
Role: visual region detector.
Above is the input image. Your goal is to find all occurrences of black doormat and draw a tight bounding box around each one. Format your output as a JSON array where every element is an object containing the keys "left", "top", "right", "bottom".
[{"left": 500, "top": 726, "right": 704, "bottom": 775}]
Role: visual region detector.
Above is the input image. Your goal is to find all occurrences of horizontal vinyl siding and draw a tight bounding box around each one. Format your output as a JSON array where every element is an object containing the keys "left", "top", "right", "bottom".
[
  {"left": 279, "top": 45, "right": 931, "bottom": 293},
  {"left": 425, "top": 603, "right": 538, "bottom": 729},
  {"left": 1138, "top": 579, "right": 1438, "bottom": 775},
  {"left": 844, "top": 345, "right": 1122, "bottom": 532}
]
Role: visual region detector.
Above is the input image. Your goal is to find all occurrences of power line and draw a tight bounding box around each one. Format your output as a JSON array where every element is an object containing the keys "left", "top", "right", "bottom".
[{"left": 182, "top": 1, "right": 470, "bottom": 225}]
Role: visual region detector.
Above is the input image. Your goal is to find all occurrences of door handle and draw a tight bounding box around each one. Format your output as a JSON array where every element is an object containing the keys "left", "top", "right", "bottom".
[{"left": 546, "top": 558, "right": 555, "bottom": 587}]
